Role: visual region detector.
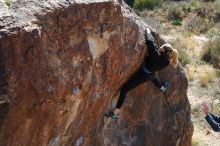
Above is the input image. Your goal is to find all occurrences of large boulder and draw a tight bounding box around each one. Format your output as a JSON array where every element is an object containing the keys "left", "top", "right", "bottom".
[{"left": 0, "top": 0, "right": 193, "bottom": 146}]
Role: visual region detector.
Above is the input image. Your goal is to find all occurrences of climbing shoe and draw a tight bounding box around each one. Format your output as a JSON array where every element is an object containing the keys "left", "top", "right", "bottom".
[
  {"left": 160, "top": 81, "right": 169, "bottom": 92},
  {"left": 104, "top": 111, "right": 118, "bottom": 120}
]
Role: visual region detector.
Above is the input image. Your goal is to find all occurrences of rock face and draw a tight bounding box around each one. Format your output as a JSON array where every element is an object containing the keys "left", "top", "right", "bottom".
[{"left": 0, "top": 0, "right": 193, "bottom": 146}]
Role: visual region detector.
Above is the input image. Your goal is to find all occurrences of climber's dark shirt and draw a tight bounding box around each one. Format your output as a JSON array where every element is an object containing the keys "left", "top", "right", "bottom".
[{"left": 142, "top": 40, "right": 169, "bottom": 73}]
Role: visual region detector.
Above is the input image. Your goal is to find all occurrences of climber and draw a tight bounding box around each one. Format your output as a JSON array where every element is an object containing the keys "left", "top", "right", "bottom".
[
  {"left": 105, "top": 27, "right": 179, "bottom": 120},
  {"left": 201, "top": 101, "right": 220, "bottom": 132}
]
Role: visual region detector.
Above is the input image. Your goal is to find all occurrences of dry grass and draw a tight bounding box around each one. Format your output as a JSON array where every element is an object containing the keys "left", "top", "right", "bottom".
[
  {"left": 211, "top": 97, "right": 220, "bottom": 114},
  {"left": 200, "top": 47, "right": 211, "bottom": 62},
  {"left": 185, "top": 64, "right": 196, "bottom": 81},
  {"left": 216, "top": 69, "right": 220, "bottom": 77},
  {"left": 192, "top": 138, "right": 200, "bottom": 146},
  {"left": 187, "top": 17, "right": 215, "bottom": 34},
  {"left": 214, "top": 0, "right": 220, "bottom": 14},
  {"left": 167, "top": 2, "right": 190, "bottom": 21},
  {"left": 171, "top": 32, "right": 197, "bottom": 66},
  {"left": 200, "top": 37, "right": 220, "bottom": 68},
  {"left": 134, "top": 0, "right": 162, "bottom": 10},
  {"left": 185, "top": 0, "right": 217, "bottom": 33},
  {"left": 4, "top": 0, "right": 11, "bottom": 7},
  {"left": 174, "top": 33, "right": 197, "bottom": 50},
  {"left": 198, "top": 65, "right": 216, "bottom": 87}
]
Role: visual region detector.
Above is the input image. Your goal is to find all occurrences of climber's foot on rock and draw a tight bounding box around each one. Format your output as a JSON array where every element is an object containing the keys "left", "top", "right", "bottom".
[
  {"left": 160, "top": 81, "right": 169, "bottom": 93},
  {"left": 104, "top": 111, "right": 118, "bottom": 120}
]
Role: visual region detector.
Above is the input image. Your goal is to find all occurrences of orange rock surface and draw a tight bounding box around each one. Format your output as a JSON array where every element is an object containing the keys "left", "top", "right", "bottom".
[{"left": 0, "top": 0, "right": 193, "bottom": 146}]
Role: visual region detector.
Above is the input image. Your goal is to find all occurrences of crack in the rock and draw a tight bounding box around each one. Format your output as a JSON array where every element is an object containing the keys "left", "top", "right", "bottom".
[
  {"left": 164, "top": 93, "right": 175, "bottom": 114},
  {"left": 44, "top": 30, "right": 53, "bottom": 43},
  {"left": 163, "top": 93, "right": 180, "bottom": 144}
]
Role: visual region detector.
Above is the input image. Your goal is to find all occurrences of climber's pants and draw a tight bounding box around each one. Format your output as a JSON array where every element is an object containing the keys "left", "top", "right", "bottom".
[{"left": 115, "top": 69, "right": 161, "bottom": 109}]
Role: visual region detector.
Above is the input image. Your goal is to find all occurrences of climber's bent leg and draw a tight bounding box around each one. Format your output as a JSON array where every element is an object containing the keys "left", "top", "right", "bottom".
[
  {"left": 115, "top": 69, "right": 150, "bottom": 109},
  {"left": 105, "top": 69, "right": 151, "bottom": 119}
]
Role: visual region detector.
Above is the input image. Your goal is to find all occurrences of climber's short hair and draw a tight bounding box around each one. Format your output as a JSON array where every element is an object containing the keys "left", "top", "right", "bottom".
[{"left": 160, "top": 43, "right": 178, "bottom": 68}]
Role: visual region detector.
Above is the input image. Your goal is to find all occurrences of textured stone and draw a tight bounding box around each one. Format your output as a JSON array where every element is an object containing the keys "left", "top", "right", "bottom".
[{"left": 0, "top": 0, "right": 193, "bottom": 146}]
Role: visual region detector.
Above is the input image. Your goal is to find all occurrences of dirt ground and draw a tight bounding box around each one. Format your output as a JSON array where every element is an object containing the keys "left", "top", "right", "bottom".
[
  {"left": 188, "top": 78, "right": 220, "bottom": 146},
  {"left": 185, "top": 35, "right": 220, "bottom": 146}
]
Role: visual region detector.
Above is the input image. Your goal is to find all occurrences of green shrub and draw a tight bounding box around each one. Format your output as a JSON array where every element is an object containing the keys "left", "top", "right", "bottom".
[
  {"left": 213, "top": 0, "right": 220, "bottom": 23},
  {"left": 4, "top": 0, "right": 11, "bottom": 7},
  {"left": 181, "top": 3, "right": 192, "bottom": 13},
  {"left": 207, "top": 24, "right": 220, "bottom": 37},
  {"left": 190, "top": 0, "right": 204, "bottom": 10},
  {"left": 214, "top": 0, "right": 220, "bottom": 14},
  {"left": 178, "top": 49, "right": 191, "bottom": 66},
  {"left": 203, "top": 0, "right": 216, "bottom": 2},
  {"left": 192, "top": 139, "right": 199, "bottom": 146},
  {"left": 199, "top": 65, "right": 216, "bottom": 87},
  {"left": 172, "top": 19, "right": 182, "bottom": 26},
  {"left": 167, "top": 2, "right": 195, "bottom": 20},
  {"left": 216, "top": 69, "right": 220, "bottom": 77},
  {"left": 167, "top": 4, "right": 185, "bottom": 20},
  {"left": 185, "top": 0, "right": 217, "bottom": 33},
  {"left": 170, "top": 32, "right": 196, "bottom": 66},
  {"left": 134, "top": 0, "right": 162, "bottom": 10},
  {"left": 201, "top": 47, "right": 211, "bottom": 62},
  {"left": 201, "top": 37, "right": 220, "bottom": 68},
  {"left": 187, "top": 17, "right": 214, "bottom": 33}
]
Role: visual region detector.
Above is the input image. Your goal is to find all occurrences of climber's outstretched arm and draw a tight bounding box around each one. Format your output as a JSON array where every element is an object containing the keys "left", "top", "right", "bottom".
[
  {"left": 144, "top": 28, "right": 160, "bottom": 58},
  {"left": 202, "top": 101, "right": 220, "bottom": 132},
  {"left": 205, "top": 113, "right": 220, "bottom": 132}
]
